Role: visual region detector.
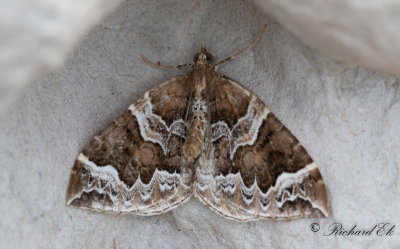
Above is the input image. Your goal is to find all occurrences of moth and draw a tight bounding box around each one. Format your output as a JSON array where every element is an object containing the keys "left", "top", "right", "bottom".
[{"left": 66, "top": 25, "right": 328, "bottom": 221}]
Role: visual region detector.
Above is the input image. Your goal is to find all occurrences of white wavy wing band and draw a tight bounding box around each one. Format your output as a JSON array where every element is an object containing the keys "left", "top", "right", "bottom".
[
  {"left": 211, "top": 96, "right": 270, "bottom": 160},
  {"left": 68, "top": 154, "right": 191, "bottom": 213},
  {"left": 128, "top": 91, "right": 186, "bottom": 156},
  {"left": 196, "top": 162, "right": 328, "bottom": 218}
]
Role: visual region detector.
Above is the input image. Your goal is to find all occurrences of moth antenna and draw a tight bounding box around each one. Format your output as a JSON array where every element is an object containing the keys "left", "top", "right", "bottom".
[
  {"left": 140, "top": 54, "right": 193, "bottom": 69},
  {"left": 214, "top": 24, "right": 266, "bottom": 68}
]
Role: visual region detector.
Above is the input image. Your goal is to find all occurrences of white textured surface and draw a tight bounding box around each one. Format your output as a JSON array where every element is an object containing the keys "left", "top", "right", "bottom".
[
  {"left": 0, "top": 0, "right": 399, "bottom": 248},
  {"left": 254, "top": 0, "right": 400, "bottom": 78},
  {"left": 0, "top": 0, "right": 122, "bottom": 114}
]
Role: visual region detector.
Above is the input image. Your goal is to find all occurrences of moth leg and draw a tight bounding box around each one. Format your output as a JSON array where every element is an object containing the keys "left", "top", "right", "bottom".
[{"left": 141, "top": 54, "right": 193, "bottom": 69}]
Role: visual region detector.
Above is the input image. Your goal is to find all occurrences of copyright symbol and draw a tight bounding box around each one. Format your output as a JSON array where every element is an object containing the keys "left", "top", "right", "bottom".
[{"left": 310, "top": 223, "right": 320, "bottom": 232}]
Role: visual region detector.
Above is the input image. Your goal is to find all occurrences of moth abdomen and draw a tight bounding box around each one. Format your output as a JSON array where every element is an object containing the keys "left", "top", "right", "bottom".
[{"left": 182, "top": 119, "right": 205, "bottom": 159}]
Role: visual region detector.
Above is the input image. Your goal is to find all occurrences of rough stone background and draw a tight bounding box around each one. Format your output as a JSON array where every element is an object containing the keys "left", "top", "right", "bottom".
[
  {"left": 0, "top": 0, "right": 123, "bottom": 115},
  {"left": 1, "top": 0, "right": 399, "bottom": 248}
]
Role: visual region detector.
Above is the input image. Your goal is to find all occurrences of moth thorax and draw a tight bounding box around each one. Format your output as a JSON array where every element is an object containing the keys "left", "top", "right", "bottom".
[{"left": 182, "top": 120, "right": 205, "bottom": 159}]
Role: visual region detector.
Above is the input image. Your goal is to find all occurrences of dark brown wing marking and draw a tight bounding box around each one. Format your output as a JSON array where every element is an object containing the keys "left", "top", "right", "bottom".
[
  {"left": 195, "top": 76, "right": 328, "bottom": 221},
  {"left": 66, "top": 76, "right": 194, "bottom": 214}
]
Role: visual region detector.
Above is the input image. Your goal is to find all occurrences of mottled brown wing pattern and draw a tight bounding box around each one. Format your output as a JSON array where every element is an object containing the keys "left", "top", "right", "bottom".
[
  {"left": 194, "top": 76, "right": 328, "bottom": 221},
  {"left": 66, "top": 76, "right": 194, "bottom": 214},
  {"left": 66, "top": 36, "right": 329, "bottom": 221}
]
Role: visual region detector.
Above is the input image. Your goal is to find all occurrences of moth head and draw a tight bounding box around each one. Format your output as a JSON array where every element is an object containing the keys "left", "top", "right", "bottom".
[{"left": 193, "top": 43, "right": 214, "bottom": 64}]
